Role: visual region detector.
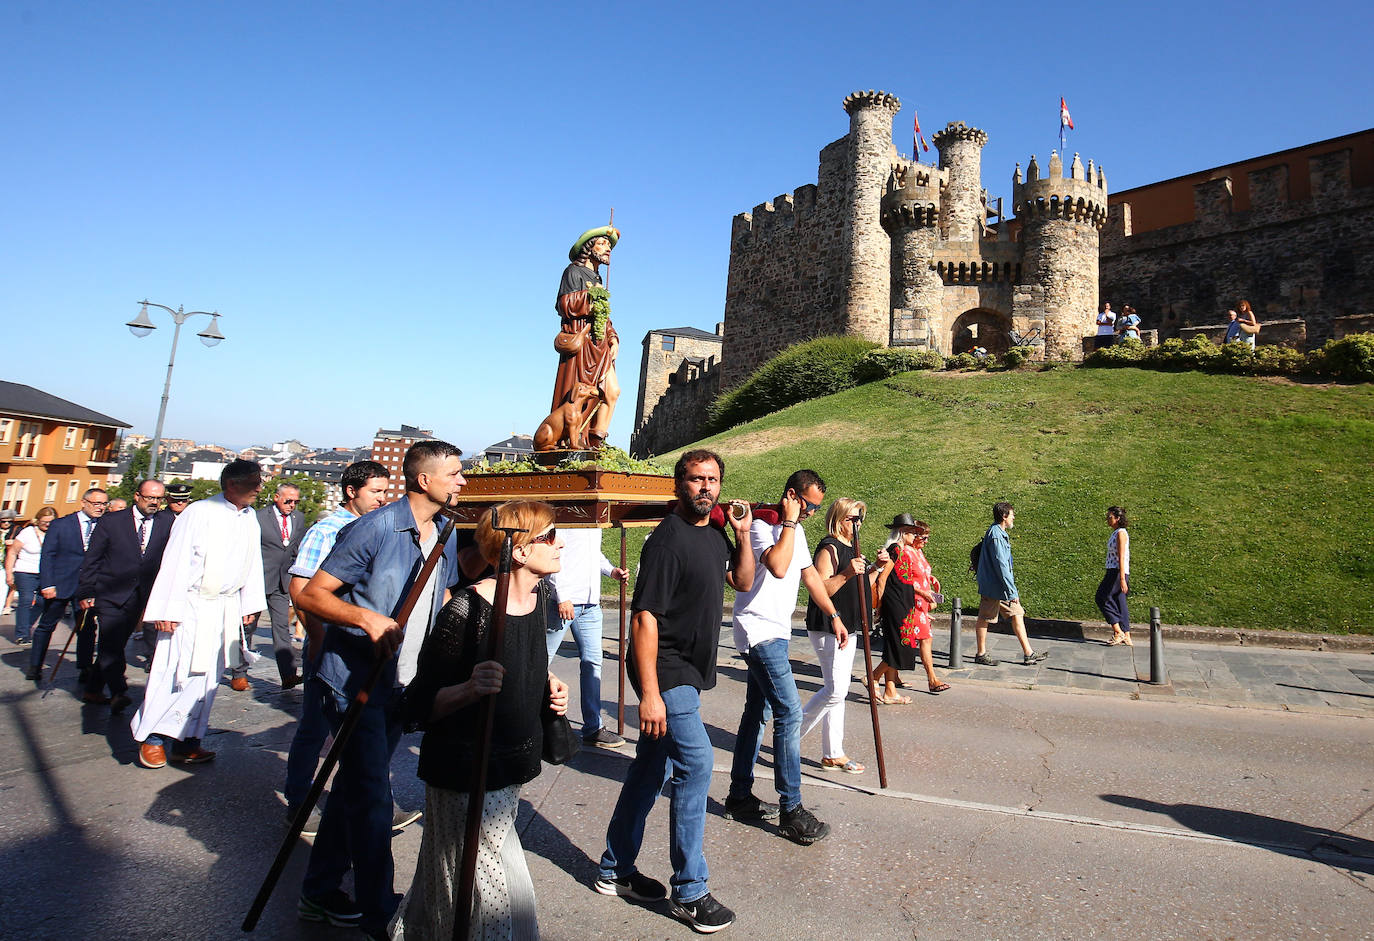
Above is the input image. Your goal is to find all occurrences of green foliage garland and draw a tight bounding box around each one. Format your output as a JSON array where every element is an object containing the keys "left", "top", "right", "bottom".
[{"left": 587, "top": 285, "right": 611, "bottom": 342}]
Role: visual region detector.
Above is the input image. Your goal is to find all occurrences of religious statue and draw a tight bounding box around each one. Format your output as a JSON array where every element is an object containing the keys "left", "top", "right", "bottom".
[{"left": 536, "top": 225, "right": 621, "bottom": 454}]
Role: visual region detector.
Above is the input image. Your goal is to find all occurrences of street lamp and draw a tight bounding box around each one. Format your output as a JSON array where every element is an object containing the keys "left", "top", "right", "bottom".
[{"left": 126, "top": 300, "right": 227, "bottom": 480}]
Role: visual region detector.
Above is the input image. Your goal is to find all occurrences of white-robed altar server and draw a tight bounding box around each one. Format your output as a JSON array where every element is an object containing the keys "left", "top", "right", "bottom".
[{"left": 132, "top": 460, "right": 268, "bottom": 770}]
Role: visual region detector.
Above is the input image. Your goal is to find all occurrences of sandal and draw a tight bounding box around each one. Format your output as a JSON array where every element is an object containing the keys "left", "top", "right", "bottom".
[
  {"left": 1120, "top": 633, "right": 1134, "bottom": 647},
  {"left": 928, "top": 682, "right": 951, "bottom": 694},
  {"left": 821, "top": 757, "right": 865, "bottom": 774},
  {"left": 877, "top": 693, "right": 912, "bottom": 705},
  {"left": 1105, "top": 636, "right": 1126, "bottom": 646}
]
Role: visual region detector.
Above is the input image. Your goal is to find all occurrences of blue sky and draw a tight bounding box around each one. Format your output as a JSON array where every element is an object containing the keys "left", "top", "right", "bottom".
[{"left": 3, "top": 0, "right": 1369, "bottom": 456}]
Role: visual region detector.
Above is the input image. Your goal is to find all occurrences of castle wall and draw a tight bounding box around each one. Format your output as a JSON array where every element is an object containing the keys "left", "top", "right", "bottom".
[
  {"left": 630, "top": 363, "right": 721, "bottom": 459},
  {"left": 632, "top": 329, "right": 723, "bottom": 438},
  {"left": 1100, "top": 148, "right": 1374, "bottom": 345}
]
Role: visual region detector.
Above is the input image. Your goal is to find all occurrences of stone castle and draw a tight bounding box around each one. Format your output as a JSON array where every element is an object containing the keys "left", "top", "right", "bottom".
[{"left": 629, "top": 91, "right": 1373, "bottom": 458}]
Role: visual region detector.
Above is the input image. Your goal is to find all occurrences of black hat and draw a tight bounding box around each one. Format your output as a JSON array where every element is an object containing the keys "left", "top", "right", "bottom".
[
  {"left": 888, "top": 513, "right": 917, "bottom": 529},
  {"left": 166, "top": 483, "right": 193, "bottom": 500}
]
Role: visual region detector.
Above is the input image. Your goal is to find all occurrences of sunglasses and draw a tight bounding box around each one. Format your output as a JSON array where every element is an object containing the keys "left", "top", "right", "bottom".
[{"left": 529, "top": 527, "right": 558, "bottom": 545}]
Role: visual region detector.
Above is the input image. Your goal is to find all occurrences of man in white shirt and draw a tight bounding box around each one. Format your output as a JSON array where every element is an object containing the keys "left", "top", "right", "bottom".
[
  {"left": 725, "top": 469, "right": 844, "bottom": 846},
  {"left": 547, "top": 528, "right": 629, "bottom": 748},
  {"left": 131, "top": 461, "right": 267, "bottom": 769}
]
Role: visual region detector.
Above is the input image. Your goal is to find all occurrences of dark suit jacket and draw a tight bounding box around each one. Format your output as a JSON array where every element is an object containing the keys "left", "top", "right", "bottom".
[
  {"left": 76, "top": 507, "right": 175, "bottom": 610},
  {"left": 257, "top": 505, "right": 305, "bottom": 595},
  {"left": 38, "top": 512, "right": 91, "bottom": 599}
]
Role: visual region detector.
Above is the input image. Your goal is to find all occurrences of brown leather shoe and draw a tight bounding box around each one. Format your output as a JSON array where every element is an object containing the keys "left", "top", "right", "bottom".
[
  {"left": 109, "top": 694, "right": 133, "bottom": 715},
  {"left": 81, "top": 690, "right": 112, "bottom": 706},
  {"left": 138, "top": 743, "right": 167, "bottom": 769},
  {"left": 281, "top": 672, "right": 302, "bottom": 690},
  {"left": 229, "top": 676, "right": 250, "bottom": 691},
  {"left": 169, "top": 746, "right": 216, "bottom": 765}
]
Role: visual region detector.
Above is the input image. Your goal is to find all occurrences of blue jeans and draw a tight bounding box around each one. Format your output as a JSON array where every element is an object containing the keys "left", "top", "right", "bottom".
[
  {"left": 13, "top": 572, "right": 40, "bottom": 641},
  {"left": 284, "top": 636, "right": 330, "bottom": 809},
  {"left": 599, "top": 684, "right": 713, "bottom": 904},
  {"left": 303, "top": 678, "right": 402, "bottom": 932},
  {"left": 546, "top": 602, "right": 605, "bottom": 733},
  {"left": 728, "top": 637, "right": 803, "bottom": 812}
]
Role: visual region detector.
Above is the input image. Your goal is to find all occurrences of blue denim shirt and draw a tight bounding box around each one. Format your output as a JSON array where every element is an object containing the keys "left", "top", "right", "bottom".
[
  {"left": 976, "top": 523, "right": 1018, "bottom": 600},
  {"left": 314, "top": 496, "right": 459, "bottom": 706}
]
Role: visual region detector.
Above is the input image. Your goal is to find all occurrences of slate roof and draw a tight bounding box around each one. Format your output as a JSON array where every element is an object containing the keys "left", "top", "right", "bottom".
[
  {"left": 483, "top": 434, "right": 534, "bottom": 454},
  {"left": 0, "top": 381, "right": 130, "bottom": 429},
  {"left": 651, "top": 327, "right": 722, "bottom": 341}
]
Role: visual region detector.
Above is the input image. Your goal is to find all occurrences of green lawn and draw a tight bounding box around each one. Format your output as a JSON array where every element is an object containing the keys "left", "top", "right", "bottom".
[{"left": 606, "top": 367, "right": 1374, "bottom": 633}]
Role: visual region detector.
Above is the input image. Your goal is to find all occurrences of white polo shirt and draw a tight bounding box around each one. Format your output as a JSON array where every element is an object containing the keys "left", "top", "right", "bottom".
[{"left": 731, "top": 519, "right": 810, "bottom": 653}]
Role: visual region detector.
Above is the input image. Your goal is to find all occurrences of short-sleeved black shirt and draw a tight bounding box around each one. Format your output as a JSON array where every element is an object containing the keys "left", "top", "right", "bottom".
[{"left": 629, "top": 512, "right": 733, "bottom": 695}]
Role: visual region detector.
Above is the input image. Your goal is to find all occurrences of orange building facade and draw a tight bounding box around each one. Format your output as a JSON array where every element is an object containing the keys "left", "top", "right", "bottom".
[{"left": 0, "top": 382, "right": 129, "bottom": 521}]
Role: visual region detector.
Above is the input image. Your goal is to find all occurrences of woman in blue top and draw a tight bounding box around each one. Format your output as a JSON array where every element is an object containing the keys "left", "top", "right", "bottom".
[
  {"left": 1116, "top": 305, "right": 1142, "bottom": 342},
  {"left": 1098, "top": 507, "right": 1132, "bottom": 646}
]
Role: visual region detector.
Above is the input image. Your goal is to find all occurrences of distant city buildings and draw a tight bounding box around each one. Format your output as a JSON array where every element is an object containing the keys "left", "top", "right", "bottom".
[
  {"left": 0, "top": 381, "right": 129, "bottom": 518},
  {"left": 480, "top": 433, "right": 534, "bottom": 465},
  {"left": 371, "top": 424, "right": 434, "bottom": 501}
]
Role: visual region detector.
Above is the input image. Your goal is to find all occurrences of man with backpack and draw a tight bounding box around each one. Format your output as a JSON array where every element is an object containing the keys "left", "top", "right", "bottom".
[{"left": 971, "top": 502, "right": 1048, "bottom": 667}]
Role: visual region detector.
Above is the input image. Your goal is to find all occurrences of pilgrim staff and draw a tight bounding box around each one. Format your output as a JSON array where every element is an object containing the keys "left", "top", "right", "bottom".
[{"left": 852, "top": 514, "right": 889, "bottom": 789}]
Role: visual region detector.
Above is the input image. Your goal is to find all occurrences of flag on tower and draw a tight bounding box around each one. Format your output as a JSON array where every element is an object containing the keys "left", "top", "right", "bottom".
[
  {"left": 1059, "top": 97, "right": 1074, "bottom": 153},
  {"left": 913, "top": 111, "right": 929, "bottom": 155}
]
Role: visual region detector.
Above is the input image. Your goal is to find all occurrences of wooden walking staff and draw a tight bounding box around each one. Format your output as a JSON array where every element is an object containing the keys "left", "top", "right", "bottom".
[
  {"left": 453, "top": 506, "right": 526, "bottom": 940},
  {"left": 43, "top": 607, "right": 95, "bottom": 698},
  {"left": 242, "top": 505, "right": 458, "bottom": 933},
  {"left": 851, "top": 515, "right": 889, "bottom": 789},
  {"left": 617, "top": 526, "right": 627, "bottom": 735}
]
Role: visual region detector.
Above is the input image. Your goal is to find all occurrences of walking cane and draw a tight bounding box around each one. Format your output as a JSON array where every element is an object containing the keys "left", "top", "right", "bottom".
[
  {"left": 852, "top": 516, "right": 888, "bottom": 789},
  {"left": 242, "top": 505, "right": 457, "bottom": 933},
  {"left": 43, "top": 606, "right": 95, "bottom": 698},
  {"left": 454, "top": 507, "right": 526, "bottom": 940}
]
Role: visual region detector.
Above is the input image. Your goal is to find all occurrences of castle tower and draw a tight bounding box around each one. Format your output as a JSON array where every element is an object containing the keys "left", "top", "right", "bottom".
[
  {"left": 1012, "top": 151, "right": 1109, "bottom": 359},
  {"left": 880, "top": 164, "right": 944, "bottom": 348},
  {"left": 840, "top": 89, "right": 902, "bottom": 343},
  {"left": 932, "top": 122, "right": 989, "bottom": 242}
]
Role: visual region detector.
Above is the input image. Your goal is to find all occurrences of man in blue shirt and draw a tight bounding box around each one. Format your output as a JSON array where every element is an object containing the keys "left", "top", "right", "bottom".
[
  {"left": 973, "top": 502, "right": 1048, "bottom": 667},
  {"left": 295, "top": 441, "right": 466, "bottom": 938}
]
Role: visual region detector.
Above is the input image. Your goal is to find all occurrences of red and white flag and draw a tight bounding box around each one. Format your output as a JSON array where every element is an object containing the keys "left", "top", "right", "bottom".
[
  {"left": 913, "top": 111, "right": 929, "bottom": 155},
  {"left": 1059, "top": 97, "right": 1074, "bottom": 131}
]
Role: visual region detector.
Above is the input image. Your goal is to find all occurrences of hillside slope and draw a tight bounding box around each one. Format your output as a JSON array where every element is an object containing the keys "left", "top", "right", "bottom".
[{"left": 626, "top": 367, "right": 1374, "bottom": 633}]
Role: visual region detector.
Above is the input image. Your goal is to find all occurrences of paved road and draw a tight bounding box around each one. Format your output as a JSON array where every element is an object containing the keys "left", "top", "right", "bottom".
[{"left": 1, "top": 612, "right": 1370, "bottom": 940}]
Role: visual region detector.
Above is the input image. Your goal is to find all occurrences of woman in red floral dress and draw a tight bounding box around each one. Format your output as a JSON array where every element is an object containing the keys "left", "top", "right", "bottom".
[{"left": 874, "top": 516, "right": 950, "bottom": 701}]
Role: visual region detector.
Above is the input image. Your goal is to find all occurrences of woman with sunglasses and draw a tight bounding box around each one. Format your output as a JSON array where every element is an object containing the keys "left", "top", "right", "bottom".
[
  {"left": 5, "top": 508, "right": 56, "bottom": 645},
  {"left": 394, "top": 500, "right": 570, "bottom": 940},
  {"left": 799, "top": 498, "right": 886, "bottom": 774},
  {"left": 874, "top": 515, "right": 950, "bottom": 701},
  {"left": 1099, "top": 506, "right": 1132, "bottom": 646}
]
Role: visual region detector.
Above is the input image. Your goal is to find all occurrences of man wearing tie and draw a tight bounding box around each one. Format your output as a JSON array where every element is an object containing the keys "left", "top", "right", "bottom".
[
  {"left": 233, "top": 481, "right": 305, "bottom": 690},
  {"left": 28, "top": 488, "right": 108, "bottom": 682},
  {"left": 76, "top": 480, "right": 175, "bottom": 712}
]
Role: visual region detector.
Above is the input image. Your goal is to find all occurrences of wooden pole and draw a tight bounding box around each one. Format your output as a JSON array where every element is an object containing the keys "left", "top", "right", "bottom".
[
  {"left": 617, "top": 526, "right": 627, "bottom": 736},
  {"left": 852, "top": 518, "right": 888, "bottom": 789}
]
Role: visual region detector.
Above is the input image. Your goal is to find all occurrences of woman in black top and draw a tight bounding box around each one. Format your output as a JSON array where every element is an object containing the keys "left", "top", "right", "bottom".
[
  {"left": 798, "top": 498, "right": 885, "bottom": 774},
  {"left": 393, "top": 500, "right": 569, "bottom": 941}
]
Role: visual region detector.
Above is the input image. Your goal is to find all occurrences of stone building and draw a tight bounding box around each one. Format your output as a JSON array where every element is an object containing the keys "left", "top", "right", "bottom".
[
  {"left": 720, "top": 89, "right": 1106, "bottom": 387},
  {"left": 629, "top": 326, "right": 724, "bottom": 458},
  {"left": 1100, "top": 128, "right": 1374, "bottom": 345}
]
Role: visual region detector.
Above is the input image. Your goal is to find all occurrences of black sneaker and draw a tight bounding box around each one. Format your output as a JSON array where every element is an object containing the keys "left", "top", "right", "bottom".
[
  {"left": 671, "top": 892, "right": 735, "bottom": 934},
  {"left": 1022, "top": 650, "right": 1049, "bottom": 665},
  {"left": 297, "top": 889, "right": 361, "bottom": 927},
  {"left": 583, "top": 727, "right": 626, "bottom": 749},
  {"left": 777, "top": 804, "right": 830, "bottom": 845},
  {"left": 973, "top": 653, "right": 1000, "bottom": 666},
  {"left": 723, "top": 793, "right": 780, "bottom": 821},
  {"left": 594, "top": 871, "right": 667, "bottom": 901}
]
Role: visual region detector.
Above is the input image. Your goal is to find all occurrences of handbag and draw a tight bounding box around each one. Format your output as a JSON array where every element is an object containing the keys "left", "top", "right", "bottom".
[{"left": 537, "top": 579, "right": 580, "bottom": 764}]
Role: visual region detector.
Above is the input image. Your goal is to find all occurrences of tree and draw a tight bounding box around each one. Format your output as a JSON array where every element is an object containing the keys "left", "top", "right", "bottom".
[
  {"left": 254, "top": 474, "right": 327, "bottom": 525},
  {"left": 110, "top": 445, "right": 151, "bottom": 501}
]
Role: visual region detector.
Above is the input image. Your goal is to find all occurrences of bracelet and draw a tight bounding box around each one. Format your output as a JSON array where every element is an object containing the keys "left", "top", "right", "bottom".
[{"left": 780, "top": 520, "right": 797, "bottom": 529}]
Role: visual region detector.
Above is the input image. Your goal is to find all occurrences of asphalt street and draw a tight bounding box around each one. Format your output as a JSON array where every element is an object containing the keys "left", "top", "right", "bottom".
[{"left": 1, "top": 609, "right": 1371, "bottom": 940}]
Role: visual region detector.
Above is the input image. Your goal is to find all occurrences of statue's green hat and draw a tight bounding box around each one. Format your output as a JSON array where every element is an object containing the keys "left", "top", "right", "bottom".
[{"left": 569, "top": 225, "right": 621, "bottom": 262}]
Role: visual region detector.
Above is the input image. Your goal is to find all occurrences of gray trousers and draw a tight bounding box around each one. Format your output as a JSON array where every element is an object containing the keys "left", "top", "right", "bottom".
[{"left": 232, "top": 586, "right": 299, "bottom": 681}]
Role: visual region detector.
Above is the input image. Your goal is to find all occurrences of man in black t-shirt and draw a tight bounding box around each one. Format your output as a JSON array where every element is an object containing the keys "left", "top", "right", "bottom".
[{"left": 595, "top": 449, "right": 754, "bottom": 934}]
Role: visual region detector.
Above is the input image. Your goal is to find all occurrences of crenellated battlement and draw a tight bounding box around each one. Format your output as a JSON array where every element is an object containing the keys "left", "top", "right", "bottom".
[
  {"left": 1013, "top": 151, "right": 1109, "bottom": 228},
  {"left": 879, "top": 161, "right": 941, "bottom": 231},
  {"left": 842, "top": 89, "right": 901, "bottom": 115},
  {"left": 730, "top": 183, "right": 822, "bottom": 245},
  {"left": 932, "top": 121, "right": 988, "bottom": 149}
]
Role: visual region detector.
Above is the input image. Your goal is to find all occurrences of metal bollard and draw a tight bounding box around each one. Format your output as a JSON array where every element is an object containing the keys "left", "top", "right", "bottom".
[
  {"left": 949, "top": 597, "right": 963, "bottom": 669},
  {"left": 1149, "top": 606, "right": 1166, "bottom": 685}
]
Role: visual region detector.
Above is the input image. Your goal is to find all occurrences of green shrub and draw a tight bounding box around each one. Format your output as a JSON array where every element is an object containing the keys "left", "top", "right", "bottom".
[
  {"left": 1252, "top": 344, "right": 1306, "bottom": 376},
  {"left": 853, "top": 347, "right": 943, "bottom": 383},
  {"left": 703, "top": 335, "right": 877, "bottom": 433},
  {"left": 1316, "top": 333, "right": 1374, "bottom": 382},
  {"left": 1146, "top": 335, "right": 1220, "bottom": 371},
  {"left": 1002, "top": 346, "right": 1032, "bottom": 369},
  {"left": 943, "top": 351, "right": 987, "bottom": 371},
  {"left": 1216, "top": 341, "right": 1257, "bottom": 375},
  {"left": 1084, "top": 338, "right": 1147, "bottom": 367}
]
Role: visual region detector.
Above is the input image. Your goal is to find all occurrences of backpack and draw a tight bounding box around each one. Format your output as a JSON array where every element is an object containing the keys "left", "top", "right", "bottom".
[{"left": 968, "top": 540, "right": 982, "bottom": 574}]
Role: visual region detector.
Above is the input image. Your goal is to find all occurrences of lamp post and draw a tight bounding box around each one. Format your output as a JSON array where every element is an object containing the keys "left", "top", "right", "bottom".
[{"left": 126, "top": 300, "right": 226, "bottom": 480}]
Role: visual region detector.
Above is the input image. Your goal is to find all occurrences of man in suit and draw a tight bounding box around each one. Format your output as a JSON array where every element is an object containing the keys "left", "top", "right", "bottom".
[
  {"left": 233, "top": 481, "right": 305, "bottom": 690},
  {"left": 76, "top": 479, "right": 174, "bottom": 712},
  {"left": 28, "top": 488, "right": 108, "bottom": 681}
]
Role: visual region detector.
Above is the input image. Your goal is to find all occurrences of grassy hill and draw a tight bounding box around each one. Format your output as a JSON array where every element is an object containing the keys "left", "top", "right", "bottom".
[{"left": 610, "top": 366, "right": 1374, "bottom": 634}]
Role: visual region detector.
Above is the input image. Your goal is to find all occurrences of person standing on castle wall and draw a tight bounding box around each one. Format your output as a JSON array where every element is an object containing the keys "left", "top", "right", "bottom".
[
  {"left": 1095, "top": 302, "right": 1117, "bottom": 349},
  {"left": 1116, "top": 306, "right": 1142, "bottom": 342},
  {"left": 546, "top": 226, "right": 622, "bottom": 450},
  {"left": 1236, "top": 300, "right": 1261, "bottom": 348},
  {"left": 1224, "top": 309, "right": 1243, "bottom": 344}
]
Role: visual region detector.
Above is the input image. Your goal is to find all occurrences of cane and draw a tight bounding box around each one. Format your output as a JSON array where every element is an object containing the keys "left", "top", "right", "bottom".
[
  {"left": 852, "top": 516, "right": 888, "bottom": 789},
  {"left": 43, "top": 606, "right": 95, "bottom": 698},
  {"left": 241, "top": 506, "right": 457, "bottom": 933},
  {"left": 453, "top": 507, "right": 526, "bottom": 940}
]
